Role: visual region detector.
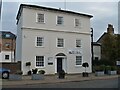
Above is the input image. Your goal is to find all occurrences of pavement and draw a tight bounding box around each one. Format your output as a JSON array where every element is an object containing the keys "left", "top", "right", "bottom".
[{"left": 1, "top": 73, "right": 119, "bottom": 87}]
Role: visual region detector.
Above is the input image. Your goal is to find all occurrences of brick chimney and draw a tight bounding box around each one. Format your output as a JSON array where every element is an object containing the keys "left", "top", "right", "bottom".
[{"left": 107, "top": 24, "right": 114, "bottom": 34}]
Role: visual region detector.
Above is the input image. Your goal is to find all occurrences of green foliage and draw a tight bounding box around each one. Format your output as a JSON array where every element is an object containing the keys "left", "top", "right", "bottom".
[
  {"left": 93, "top": 59, "right": 114, "bottom": 66},
  {"left": 105, "top": 66, "right": 111, "bottom": 71},
  {"left": 82, "top": 62, "right": 89, "bottom": 68},
  {"left": 32, "top": 68, "right": 38, "bottom": 74},
  {"left": 15, "top": 70, "right": 23, "bottom": 75},
  {"left": 101, "top": 34, "right": 120, "bottom": 65},
  {"left": 38, "top": 70, "right": 45, "bottom": 74},
  {"left": 93, "top": 65, "right": 106, "bottom": 72},
  {"left": 110, "top": 66, "right": 117, "bottom": 71}
]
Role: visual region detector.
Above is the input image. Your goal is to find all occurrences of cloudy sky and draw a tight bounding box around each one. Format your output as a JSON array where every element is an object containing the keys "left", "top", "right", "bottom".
[{"left": 1, "top": 0, "right": 119, "bottom": 41}]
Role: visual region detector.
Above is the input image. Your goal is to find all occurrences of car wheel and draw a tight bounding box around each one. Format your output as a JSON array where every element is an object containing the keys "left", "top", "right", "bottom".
[{"left": 2, "top": 72, "right": 9, "bottom": 79}]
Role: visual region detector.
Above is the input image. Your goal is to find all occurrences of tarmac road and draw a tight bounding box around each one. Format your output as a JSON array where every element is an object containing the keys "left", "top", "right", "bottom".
[{"left": 2, "top": 77, "right": 119, "bottom": 88}]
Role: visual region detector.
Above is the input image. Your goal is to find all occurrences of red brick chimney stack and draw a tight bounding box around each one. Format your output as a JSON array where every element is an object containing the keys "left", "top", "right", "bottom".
[{"left": 107, "top": 24, "right": 114, "bottom": 34}]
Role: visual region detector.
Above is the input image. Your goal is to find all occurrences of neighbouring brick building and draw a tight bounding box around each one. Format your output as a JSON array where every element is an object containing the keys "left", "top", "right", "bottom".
[
  {"left": 0, "top": 31, "right": 16, "bottom": 62},
  {"left": 97, "top": 24, "right": 120, "bottom": 65}
]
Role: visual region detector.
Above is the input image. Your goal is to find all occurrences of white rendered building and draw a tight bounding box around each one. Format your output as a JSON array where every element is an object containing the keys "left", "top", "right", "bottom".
[{"left": 16, "top": 4, "right": 93, "bottom": 75}]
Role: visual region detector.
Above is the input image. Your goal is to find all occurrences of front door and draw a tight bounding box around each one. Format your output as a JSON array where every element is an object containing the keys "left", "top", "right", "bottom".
[{"left": 57, "top": 58, "right": 62, "bottom": 72}]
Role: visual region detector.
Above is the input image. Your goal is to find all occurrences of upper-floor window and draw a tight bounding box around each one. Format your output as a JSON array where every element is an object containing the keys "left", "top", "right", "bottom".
[
  {"left": 36, "top": 56, "right": 45, "bottom": 67},
  {"left": 5, "top": 43, "right": 10, "bottom": 49},
  {"left": 57, "top": 38, "right": 64, "bottom": 47},
  {"left": 76, "top": 39, "right": 81, "bottom": 48},
  {"left": 75, "top": 18, "right": 81, "bottom": 27},
  {"left": 57, "top": 16, "right": 64, "bottom": 25},
  {"left": 37, "top": 13, "right": 45, "bottom": 23},
  {"left": 5, "top": 34, "right": 10, "bottom": 38},
  {"left": 36, "top": 37, "right": 44, "bottom": 47}
]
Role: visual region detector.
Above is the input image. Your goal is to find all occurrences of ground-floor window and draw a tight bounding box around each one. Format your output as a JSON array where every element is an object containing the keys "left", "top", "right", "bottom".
[
  {"left": 36, "top": 56, "right": 44, "bottom": 67},
  {"left": 5, "top": 55, "right": 9, "bottom": 60},
  {"left": 76, "top": 56, "right": 82, "bottom": 65}
]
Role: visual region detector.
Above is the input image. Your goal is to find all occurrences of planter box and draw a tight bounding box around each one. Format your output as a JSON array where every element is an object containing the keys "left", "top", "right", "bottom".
[
  {"left": 82, "top": 72, "right": 89, "bottom": 77},
  {"left": 9, "top": 74, "right": 22, "bottom": 80},
  {"left": 108, "top": 71, "right": 117, "bottom": 75},
  {"left": 31, "top": 74, "right": 44, "bottom": 80},
  {"left": 95, "top": 71, "right": 104, "bottom": 76}
]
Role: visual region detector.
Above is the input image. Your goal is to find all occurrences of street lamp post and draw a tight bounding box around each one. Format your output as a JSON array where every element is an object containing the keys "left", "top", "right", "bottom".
[{"left": 91, "top": 28, "right": 94, "bottom": 72}]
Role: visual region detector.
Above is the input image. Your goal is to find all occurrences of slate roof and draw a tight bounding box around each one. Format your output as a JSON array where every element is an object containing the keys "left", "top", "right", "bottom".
[{"left": 0, "top": 31, "right": 16, "bottom": 39}]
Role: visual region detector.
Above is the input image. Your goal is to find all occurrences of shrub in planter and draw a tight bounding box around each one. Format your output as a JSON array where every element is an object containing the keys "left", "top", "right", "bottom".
[
  {"left": 38, "top": 70, "right": 45, "bottom": 74},
  {"left": 117, "top": 67, "right": 120, "bottom": 74},
  {"left": 108, "top": 66, "right": 117, "bottom": 75},
  {"left": 95, "top": 65, "right": 105, "bottom": 76},
  {"left": 32, "top": 68, "right": 38, "bottom": 74},
  {"left": 15, "top": 70, "right": 23, "bottom": 75},
  {"left": 82, "top": 62, "right": 89, "bottom": 77},
  {"left": 9, "top": 70, "right": 23, "bottom": 80},
  {"left": 58, "top": 70, "right": 65, "bottom": 79},
  {"left": 32, "top": 69, "right": 45, "bottom": 80},
  {"left": 105, "top": 66, "right": 111, "bottom": 74},
  {"left": 27, "top": 70, "right": 32, "bottom": 75}
]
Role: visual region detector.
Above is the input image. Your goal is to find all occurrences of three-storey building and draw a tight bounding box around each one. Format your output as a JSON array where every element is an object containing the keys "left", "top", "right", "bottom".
[{"left": 16, "top": 4, "right": 93, "bottom": 75}]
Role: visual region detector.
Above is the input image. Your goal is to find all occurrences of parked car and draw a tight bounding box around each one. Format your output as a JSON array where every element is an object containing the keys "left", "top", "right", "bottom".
[{"left": 0, "top": 68, "right": 10, "bottom": 79}]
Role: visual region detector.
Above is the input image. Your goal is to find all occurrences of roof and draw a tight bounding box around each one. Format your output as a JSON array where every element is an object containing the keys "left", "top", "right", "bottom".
[
  {"left": 16, "top": 4, "right": 93, "bottom": 21},
  {"left": 0, "top": 31, "right": 16, "bottom": 39},
  {"left": 97, "top": 32, "right": 107, "bottom": 43}
]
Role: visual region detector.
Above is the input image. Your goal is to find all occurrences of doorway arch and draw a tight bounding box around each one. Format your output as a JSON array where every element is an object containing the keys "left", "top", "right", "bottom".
[{"left": 55, "top": 53, "right": 67, "bottom": 73}]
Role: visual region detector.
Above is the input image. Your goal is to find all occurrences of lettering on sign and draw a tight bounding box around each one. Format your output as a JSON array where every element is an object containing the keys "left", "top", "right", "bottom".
[{"left": 69, "top": 50, "right": 81, "bottom": 54}]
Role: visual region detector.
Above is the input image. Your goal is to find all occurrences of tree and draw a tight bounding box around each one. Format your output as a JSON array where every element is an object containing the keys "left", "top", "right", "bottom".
[{"left": 101, "top": 33, "right": 118, "bottom": 65}]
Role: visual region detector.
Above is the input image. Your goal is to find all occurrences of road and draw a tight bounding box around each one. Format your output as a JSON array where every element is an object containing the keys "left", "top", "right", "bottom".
[{"left": 2, "top": 78, "right": 119, "bottom": 88}]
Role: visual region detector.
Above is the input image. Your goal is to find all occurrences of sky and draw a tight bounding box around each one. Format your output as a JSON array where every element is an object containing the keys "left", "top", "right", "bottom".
[{"left": 1, "top": 0, "right": 119, "bottom": 41}]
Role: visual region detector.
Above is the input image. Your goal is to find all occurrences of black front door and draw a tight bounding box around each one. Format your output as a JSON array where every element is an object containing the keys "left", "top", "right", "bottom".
[{"left": 57, "top": 58, "right": 62, "bottom": 72}]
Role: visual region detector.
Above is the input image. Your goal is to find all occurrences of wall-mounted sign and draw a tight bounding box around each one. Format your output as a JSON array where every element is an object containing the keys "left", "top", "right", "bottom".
[
  {"left": 68, "top": 50, "right": 81, "bottom": 54},
  {"left": 48, "top": 57, "right": 53, "bottom": 65}
]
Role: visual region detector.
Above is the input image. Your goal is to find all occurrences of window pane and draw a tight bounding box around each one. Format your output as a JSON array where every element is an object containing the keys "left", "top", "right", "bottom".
[
  {"left": 76, "top": 56, "right": 82, "bottom": 65},
  {"left": 75, "top": 19, "right": 81, "bottom": 27},
  {"left": 57, "top": 16, "right": 63, "bottom": 25},
  {"left": 5, "top": 43, "right": 10, "bottom": 49},
  {"left": 57, "top": 38, "right": 64, "bottom": 47},
  {"left": 36, "top": 56, "right": 44, "bottom": 67},
  {"left": 37, "top": 14, "right": 44, "bottom": 23},
  {"left": 36, "top": 37, "right": 44, "bottom": 46},
  {"left": 76, "top": 40, "right": 81, "bottom": 47}
]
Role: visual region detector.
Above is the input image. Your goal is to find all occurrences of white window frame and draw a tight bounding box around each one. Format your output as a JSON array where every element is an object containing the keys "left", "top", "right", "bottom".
[
  {"left": 35, "top": 37, "right": 44, "bottom": 47},
  {"left": 75, "top": 56, "right": 82, "bottom": 66},
  {"left": 76, "top": 39, "right": 82, "bottom": 48},
  {"left": 36, "top": 13, "right": 45, "bottom": 23},
  {"left": 57, "top": 38, "right": 64, "bottom": 48},
  {"left": 35, "top": 56, "right": 45, "bottom": 68},
  {"left": 74, "top": 18, "right": 81, "bottom": 28},
  {"left": 56, "top": 16, "right": 64, "bottom": 25}
]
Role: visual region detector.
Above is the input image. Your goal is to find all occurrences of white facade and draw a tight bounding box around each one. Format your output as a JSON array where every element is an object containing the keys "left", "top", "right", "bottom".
[
  {"left": 0, "top": 51, "right": 15, "bottom": 62},
  {"left": 16, "top": 4, "right": 93, "bottom": 75},
  {"left": 93, "top": 43, "right": 101, "bottom": 60}
]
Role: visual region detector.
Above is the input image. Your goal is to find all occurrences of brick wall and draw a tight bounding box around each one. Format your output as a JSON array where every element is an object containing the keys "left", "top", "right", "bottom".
[{"left": 0, "top": 61, "right": 21, "bottom": 74}]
